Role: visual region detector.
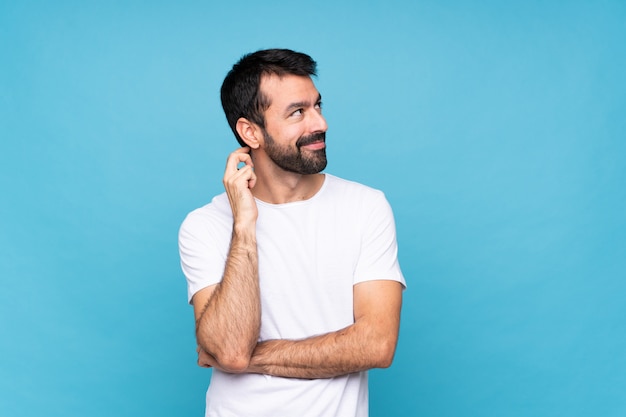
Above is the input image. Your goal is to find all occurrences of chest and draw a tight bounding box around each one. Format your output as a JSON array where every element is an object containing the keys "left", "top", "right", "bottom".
[{"left": 255, "top": 203, "right": 362, "bottom": 338}]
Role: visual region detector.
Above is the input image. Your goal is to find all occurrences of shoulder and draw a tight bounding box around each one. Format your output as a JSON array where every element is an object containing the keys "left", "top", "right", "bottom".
[
  {"left": 179, "top": 193, "right": 232, "bottom": 239},
  {"left": 323, "top": 174, "right": 387, "bottom": 203}
]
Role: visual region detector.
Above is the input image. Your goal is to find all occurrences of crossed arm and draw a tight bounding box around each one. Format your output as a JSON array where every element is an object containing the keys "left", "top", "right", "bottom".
[
  {"left": 194, "top": 275, "right": 403, "bottom": 379},
  {"left": 244, "top": 279, "right": 403, "bottom": 379}
]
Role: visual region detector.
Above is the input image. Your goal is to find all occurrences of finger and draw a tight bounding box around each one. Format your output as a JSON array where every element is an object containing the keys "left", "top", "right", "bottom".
[
  {"left": 248, "top": 169, "right": 257, "bottom": 189},
  {"left": 197, "top": 357, "right": 212, "bottom": 368},
  {"left": 234, "top": 146, "right": 250, "bottom": 154},
  {"left": 225, "top": 154, "right": 252, "bottom": 176},
  {"left": 225, "top": 163, "right": 257, "bottom": 189},
  {"left": 197, "top": 349, "right": 215, "bottom": 368},
  {"left": 225, "top": 148, "right": 253, "bottom": 174}
]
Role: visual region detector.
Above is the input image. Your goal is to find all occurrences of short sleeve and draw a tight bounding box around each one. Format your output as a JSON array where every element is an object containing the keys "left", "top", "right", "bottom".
[
  {"left": 178, "top": 210, "right": 229, "bottom": 303},
  {"left": 353, "top": 192, "right": 406, "bottom": 288}
]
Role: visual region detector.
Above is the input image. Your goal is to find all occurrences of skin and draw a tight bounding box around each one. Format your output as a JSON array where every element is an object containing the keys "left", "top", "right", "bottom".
[{"left": 192, "top": 74, "right": 403, "bottom": 378}]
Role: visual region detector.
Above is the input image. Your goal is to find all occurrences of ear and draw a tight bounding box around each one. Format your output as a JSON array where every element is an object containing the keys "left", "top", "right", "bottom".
[{"left": 236, "top": 117, "right": 262, "bottom": 149}]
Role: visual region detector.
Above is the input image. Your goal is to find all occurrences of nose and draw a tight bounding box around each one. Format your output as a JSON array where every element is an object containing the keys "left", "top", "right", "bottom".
[{"left": 309, "top": 108, "right": 328, "bottom": 134}]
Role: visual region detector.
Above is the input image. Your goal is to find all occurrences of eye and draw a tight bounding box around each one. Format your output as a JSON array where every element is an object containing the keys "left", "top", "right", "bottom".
[
  {"left": 291, "top": 109, "right": 303, "bottom": 117},
  {"left": 315, "top": 102, "right": 323, "bottom": 111}
]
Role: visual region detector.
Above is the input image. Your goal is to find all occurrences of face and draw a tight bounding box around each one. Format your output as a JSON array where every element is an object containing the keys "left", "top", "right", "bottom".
[{"left": 258, "top": 74, "right": 328, "bottom": 175}]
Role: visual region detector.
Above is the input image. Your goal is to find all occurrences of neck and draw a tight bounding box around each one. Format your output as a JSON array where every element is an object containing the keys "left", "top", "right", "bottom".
[{"left": 250, "top": 152, "right": 325, "bottom": 204}]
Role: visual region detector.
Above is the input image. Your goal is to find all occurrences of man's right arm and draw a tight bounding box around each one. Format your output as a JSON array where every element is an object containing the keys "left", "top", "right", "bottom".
[{"left": 193, "top": 147, "right": 260, "bottom": 373}]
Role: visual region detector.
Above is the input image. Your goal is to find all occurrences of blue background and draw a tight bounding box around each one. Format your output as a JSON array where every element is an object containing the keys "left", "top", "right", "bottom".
[{"left": 1, "top": 1, "right": 625, "bottom": 416}]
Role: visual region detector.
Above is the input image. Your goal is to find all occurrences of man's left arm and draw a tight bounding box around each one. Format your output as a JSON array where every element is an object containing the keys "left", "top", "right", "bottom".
[{"left": 243, "top": 279, "right": 403, "bottom": 379}]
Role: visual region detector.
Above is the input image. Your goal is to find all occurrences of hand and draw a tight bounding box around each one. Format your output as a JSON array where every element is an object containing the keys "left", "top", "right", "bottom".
[
  {"left": 197, "top": 345, "right": 219, "bottom": 369},
  {"left": 223, "top": 147, "right": 258, "bottom": 227}
]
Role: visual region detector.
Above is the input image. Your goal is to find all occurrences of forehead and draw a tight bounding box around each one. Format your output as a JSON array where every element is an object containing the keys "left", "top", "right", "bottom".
[{"left": 260, "top": 74, "right": 319, "bottom": 110}]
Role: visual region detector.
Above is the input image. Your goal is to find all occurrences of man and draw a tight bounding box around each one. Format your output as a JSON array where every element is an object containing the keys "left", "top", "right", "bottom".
[{"left": 179, "top": 48, "right": 405, "bottom": 417}]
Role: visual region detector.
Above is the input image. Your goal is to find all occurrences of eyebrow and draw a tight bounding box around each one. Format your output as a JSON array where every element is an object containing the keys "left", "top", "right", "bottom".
[{"left": 284, "top": 93, "right": 322, "bottom": 114}]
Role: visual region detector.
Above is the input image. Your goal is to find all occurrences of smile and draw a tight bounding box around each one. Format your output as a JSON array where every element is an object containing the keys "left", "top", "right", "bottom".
[{"left": 300, "top": 141, "right": 326, "bottom": 151}]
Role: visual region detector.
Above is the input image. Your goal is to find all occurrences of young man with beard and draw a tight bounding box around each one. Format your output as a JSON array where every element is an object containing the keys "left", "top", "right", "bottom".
[{"left": 179, "top": 49, "right": 405, "bottom": 417}]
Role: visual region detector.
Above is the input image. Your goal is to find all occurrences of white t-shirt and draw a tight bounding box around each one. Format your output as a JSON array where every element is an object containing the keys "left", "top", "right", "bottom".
[{"left": 179, "top": 174, "right": 405, "bottom": 417}]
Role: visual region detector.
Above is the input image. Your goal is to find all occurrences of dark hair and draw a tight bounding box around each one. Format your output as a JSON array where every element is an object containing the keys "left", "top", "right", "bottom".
[{"left": 220, "top": 49, "right": 317, "bottom": 146}]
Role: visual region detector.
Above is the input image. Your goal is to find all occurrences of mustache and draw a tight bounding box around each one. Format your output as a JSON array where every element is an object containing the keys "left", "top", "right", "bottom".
[{"left": 296, "top": 132, "right": 326, "bottom": 148}]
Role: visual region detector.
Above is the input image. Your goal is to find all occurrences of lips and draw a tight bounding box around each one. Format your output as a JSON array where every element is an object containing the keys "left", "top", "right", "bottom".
[
  {"left": 301, "top": 141, "right": 326, "bottom": 151},
  {"left": 297, "top": 132, "right": 326, "bottom": 148}
]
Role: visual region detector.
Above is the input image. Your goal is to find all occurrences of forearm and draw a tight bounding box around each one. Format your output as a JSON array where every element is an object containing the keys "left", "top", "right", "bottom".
[
  {"left": 196, "top": 226, "right": 260, "bottom": 371},
  {"left": 247, "top": 320, "right": 398, "bottom": 379}
]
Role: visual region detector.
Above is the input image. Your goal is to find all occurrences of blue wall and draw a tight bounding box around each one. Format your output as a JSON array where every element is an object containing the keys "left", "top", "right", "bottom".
[{"left": 1, "top": 1, "right": 624, "bottom": 416}]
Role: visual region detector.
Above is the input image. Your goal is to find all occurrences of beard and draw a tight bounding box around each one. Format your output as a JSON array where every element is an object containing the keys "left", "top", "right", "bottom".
[{"left": 263, "top": 130, "right": 328, "bottom": 175}]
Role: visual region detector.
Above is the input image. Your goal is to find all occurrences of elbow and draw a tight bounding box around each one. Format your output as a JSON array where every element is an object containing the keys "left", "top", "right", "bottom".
[
  {"left": 206, "top": 343, "right": 253, "bottom": 373},
  {"left": 196, "top": 328, "right": 257, "bottom": 373},
  {"left": 217, "top": 354, "right": 251, "bottom": 373},
  {"left": 197, "top": 337, "right": 253, "bottom": 373},
  {"left": 373, "top": 338, "right": 397, "bottom": 369}
]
